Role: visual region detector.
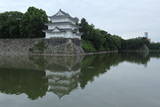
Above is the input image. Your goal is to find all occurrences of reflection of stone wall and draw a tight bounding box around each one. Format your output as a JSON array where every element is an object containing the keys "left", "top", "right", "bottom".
[
  {"left": 44, "top": 56, "right": 83, "bottom": 71},
  {"left": 0, "top": 38, "right": 84, "bottom": 55},
  {"left": 0, "top": 55, "right": 83, "bottom": 72},
  {"left": 0, "top": 55, "right": 43, "bottom": 71}
]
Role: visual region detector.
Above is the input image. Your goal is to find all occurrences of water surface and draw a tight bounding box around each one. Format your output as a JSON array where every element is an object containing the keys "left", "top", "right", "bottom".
[{"left": 0, "top": 53, "right": 160, "bottom": 107}]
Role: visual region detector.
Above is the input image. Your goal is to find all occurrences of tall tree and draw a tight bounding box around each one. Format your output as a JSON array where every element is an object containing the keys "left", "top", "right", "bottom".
[
  {"left": 0, "top": 12, "right": 23, "bottom": 38},
  {"left": 21, "top": 7, "right": 48, "bottom": 38}
]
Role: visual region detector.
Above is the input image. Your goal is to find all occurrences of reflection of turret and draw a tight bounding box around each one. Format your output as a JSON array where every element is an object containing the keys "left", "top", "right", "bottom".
[
  {"left": 44, "top": 56, "right": 82, "bottom": 98},
  {"left": 46, "top": 69, "right": 80, "bottom": 98}
]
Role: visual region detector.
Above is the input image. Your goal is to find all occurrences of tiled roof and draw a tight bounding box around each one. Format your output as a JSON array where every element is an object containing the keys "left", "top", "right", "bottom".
[
  {"left": 49, "top": 9, "right": 79, "bottom": 22},
  {"left": 44, "top": 27, "right": 74, "bottom": 33}
]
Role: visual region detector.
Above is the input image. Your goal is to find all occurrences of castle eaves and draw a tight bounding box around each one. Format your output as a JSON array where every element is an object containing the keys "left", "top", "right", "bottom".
[
  {"left": 46, "top": 22, "right": 79, "bottom": 28},
  {"left": 49, "top": 9, "right": 79, "bottom": 22}
]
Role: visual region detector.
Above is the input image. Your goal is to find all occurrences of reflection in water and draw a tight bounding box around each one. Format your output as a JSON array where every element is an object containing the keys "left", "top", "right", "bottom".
[
  {"left": 0, "top": 53, "right": 159, "bottom": 100},
  {"left": 0, "top": 68, "right": 47, "bottom": 100},
  {"left": 44, "top": 56, "right": 82, "bottom": 98}
]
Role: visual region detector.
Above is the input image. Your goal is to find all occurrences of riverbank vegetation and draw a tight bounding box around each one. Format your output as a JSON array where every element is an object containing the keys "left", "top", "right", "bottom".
[{"left": 0, "top": 6, "right": 159, "bottom": 52}]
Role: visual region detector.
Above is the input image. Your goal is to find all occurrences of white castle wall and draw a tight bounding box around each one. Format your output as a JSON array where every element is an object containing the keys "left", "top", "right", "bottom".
[
  {"left": 48, "top": 24, "right": 77, "bottom": 30},
  {"left": 46, "top": 31, "right": 80, "bottom": 39},
  {"left": 50, "top": 18, "right": 76, "bottom": 24}
]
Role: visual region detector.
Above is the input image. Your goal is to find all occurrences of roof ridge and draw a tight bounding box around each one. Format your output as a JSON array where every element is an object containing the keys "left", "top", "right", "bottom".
[
  {"left": 59, "top": 9, "right": 70, "bottom": 16},
  {"left": 52, "top": 9, "right": 70, "bottom": 17}
]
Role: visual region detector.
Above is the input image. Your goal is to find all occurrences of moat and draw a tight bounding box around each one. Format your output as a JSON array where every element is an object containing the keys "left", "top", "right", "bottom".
[{"left": 0, "top": 53, "right": 160, "bottom": 107}]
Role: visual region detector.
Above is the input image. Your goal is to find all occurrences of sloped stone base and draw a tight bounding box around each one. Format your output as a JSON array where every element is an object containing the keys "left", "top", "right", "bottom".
[{"left": 0, "top": 38, "right": 84, "bottom": 56}]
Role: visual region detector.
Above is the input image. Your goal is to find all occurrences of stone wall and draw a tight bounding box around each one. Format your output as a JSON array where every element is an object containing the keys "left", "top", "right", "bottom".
[{"left": 0, "top": 38, "right": 84, "bottom": 55}]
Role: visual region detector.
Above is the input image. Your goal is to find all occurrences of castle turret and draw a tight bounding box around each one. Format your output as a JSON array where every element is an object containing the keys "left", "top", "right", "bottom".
[{"left": 44, "top": 9, "right": 81, "bottom": 39}]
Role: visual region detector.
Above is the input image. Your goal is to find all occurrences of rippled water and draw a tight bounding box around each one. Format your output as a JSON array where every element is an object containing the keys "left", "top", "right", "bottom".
[{"left": 0, "top": 53, "right": 160, "bottom": 107}]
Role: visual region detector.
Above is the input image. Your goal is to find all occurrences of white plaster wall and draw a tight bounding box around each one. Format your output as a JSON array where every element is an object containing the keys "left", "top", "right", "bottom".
[
  {"left": 46, "top": 32, "right": 65, "bottom": 38},
  {"left": 46, "top": 31, "right": 81, "bottom": 39},
  {"left": 51, "top": 18, "right": 76, "bottom": 24},
  {"left": 48, "top": 24, "right": 77, "bottom": 30}
]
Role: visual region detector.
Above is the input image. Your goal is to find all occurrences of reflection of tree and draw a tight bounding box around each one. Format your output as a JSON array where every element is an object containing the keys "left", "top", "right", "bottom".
[
  {"left": 79, "top": 54, "right": 120, "bottom": 88},
  {"left": 149, "top": 52, "right": 160, "bottom": 58},
  {"left": 0, "top": 68, "right": 48, "bottom": 100},
  {"left": 120, "top": 52, "right": 150, "bottom": 65},
  {"left": 79, "top": 53, "right": 150, "bottom": 89}
]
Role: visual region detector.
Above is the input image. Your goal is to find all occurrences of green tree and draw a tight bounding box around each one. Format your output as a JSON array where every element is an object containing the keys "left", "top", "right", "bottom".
[
  {"left": 79, "top": 18, "right": 122, "bottom": 51},
  {"left": 21, "top": 7, "right": 48, "bottom": 38},
  {"left": 0, "top": 11, "right": 23, "bottom": 38},
  {"left": 149, "top": 42, "right": 160, "bottom": 51},
  {"left": 121, "top": 37, "right": 150, "bottom": 50}
]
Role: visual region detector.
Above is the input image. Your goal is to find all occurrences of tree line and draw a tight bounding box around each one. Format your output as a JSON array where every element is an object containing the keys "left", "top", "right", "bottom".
[{"left": 79, "top": 18, "right": 153, "bottom": 52}]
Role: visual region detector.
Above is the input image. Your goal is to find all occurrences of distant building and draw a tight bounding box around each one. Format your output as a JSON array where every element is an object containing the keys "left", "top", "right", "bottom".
[
  {"left": 144, "top": 32, "right": 148, "bottom": 38},
  {"left": 44, "top": 9, "right": 81, "bottom": 39}
]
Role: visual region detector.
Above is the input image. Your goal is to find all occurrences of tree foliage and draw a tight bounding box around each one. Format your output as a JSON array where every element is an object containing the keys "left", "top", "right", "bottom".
[
  {"left": 149, "top": 42, "right": 160, "bottom": 50},
  {"left": 79, "top": 18, "right": 152, "bottom": 52},
  {"left": 121, "top": 37, "right": 150, "bottom": 50},
  {"left": 0, "top": 7, "right": 48, "bottom": 38},
  {"left": 79, "top": 18, "right": 123, "bottom": 51},
  {"left": 21, "top": 7, "right": 48, "bottom": 38},
  {"left": 0, "top": 11, "right": 23, "bottom": 38}
]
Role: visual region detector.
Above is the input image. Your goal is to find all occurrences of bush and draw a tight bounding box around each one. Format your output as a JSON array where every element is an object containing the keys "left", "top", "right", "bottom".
[
  {"left": 82, "top": 40, "right": 96, "bottom": 52},
  {"left": 121, "top": 37, "right": 150, "bottom": 50},
  {"left": 149, "top": 42, "right": 160, "bottom": 50}
]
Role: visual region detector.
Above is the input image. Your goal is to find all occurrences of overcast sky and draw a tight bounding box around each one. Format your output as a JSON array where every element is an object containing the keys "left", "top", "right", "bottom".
[{"left": 0, "top": 0, "right": 160, "bottom": 41}]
